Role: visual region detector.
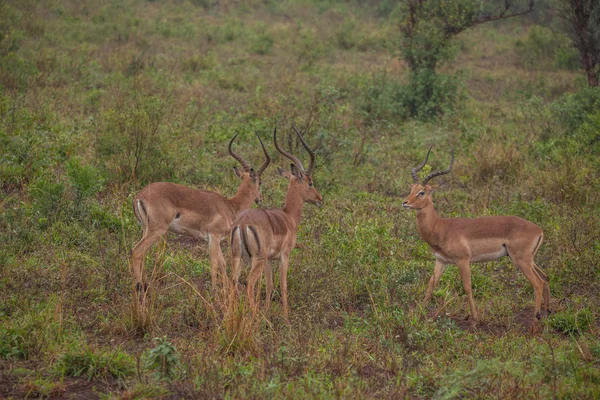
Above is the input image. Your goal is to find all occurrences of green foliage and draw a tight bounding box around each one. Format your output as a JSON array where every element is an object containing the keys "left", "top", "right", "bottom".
[
  {"left": 1, "top": 0, "right": 599, "bottom": 398},
  {"left": 0, "top": 300, "right": 72, "bottom": 360},
  {"left": 29, "top": 176, "right": 66, "bottom": 225},
  {"left": 515, "top": 25, "right": 580, "bottom": 71},
  {"left": 393, "top": 0, "right": 477, "bottom": 118},
  {"left": 66, "top": 157, "right": 104, "bottom": 204},
  {"left": 55, "top": 346, "right": 136, "bottom": 380},
  {"left": 146, "top": 337, "right": 180, "bottom": 381},
  {"left": 96, "top": 88, "right": 174, "bottom": 184},
  {"left": 549, "top": 308, "right": 594, "bottom": 336}
]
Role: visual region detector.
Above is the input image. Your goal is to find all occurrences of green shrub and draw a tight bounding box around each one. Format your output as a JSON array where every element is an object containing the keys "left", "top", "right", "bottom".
[
  {"left": 146, "top": 337, "right": 180, "bottom": 381},
  {"left": 29, "top": 175, "right": 66, "bottom": 226},
  {"left": 515, "top": 25, "right": 578, "bottom": 71},
  {"left": 549, "top": 308, "right": 594, "bottom": 335},
  {"left": 55, "top": 346, "right": 135, "bottom": 380},
  {"left": 66, "top": 157, "right": 104, "bottom": 204}
]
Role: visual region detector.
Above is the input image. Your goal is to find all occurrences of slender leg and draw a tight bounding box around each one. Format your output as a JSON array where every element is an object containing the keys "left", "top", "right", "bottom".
[
  {"left": 279, "top": 254, "right": 291, "bottom": 324},
  {"left": 215, "top": 241, "right": 228, "bottom": 290},
  {"left": 265, "top": 260, "right": 274, "bottom": 311},
  {"left": 534, "top": 263, "right": 551, "bottom": 315},
  {"left": 208, "top": 234, "right": 227, "bottom": 293},
  {"left": 131, "top": 229, "right": 166, "bottom": 291},
  {"left": 231, "top": 227, "right": 243, "bottom": 290},
  {"left": 246, "top": 258, "right": 265, "bottom": 313},
  {"left": 456, "top": 259, "right": 478, "bottom": 322},
  {"left": 423, "top": 260, "right": 447, "bottom": 304},
  {"left": 514, "top": 258, "right": 545, "bottom": 320}
]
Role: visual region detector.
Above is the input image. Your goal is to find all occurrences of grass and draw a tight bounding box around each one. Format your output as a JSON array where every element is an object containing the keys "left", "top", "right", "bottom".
[{"left": 1, "top": 0, "right": 599, "bottom": 398}]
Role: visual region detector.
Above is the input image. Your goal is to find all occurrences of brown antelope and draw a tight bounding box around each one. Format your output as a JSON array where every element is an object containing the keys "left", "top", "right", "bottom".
[
  {"left": 231, "top": 126, "right": 323, "bottom": 322},
  {"left": 131, "top": 133, "right": 270, "bottom": 293},
  {"left": 403, "top": 147, "right": 550, "bottom": 323}
]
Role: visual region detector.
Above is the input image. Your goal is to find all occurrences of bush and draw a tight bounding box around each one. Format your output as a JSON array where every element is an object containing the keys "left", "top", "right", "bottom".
[
  {"left": 549, "top": 308, "right": 594, "bottom": 335},
  {"left": 55, "top": 346, "right": 136, "bottom": 380},
  {"left": 515, "top": 25, "right": 578, "bottom": 71}
]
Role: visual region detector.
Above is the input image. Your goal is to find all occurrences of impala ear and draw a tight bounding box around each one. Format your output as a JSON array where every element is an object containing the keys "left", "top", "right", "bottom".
[
  {"left": 277, "top": 167, "right": 291, "bottom": 179},
  {"left": 233, "top": 166, "right": 243, "bottom": 178},
  {"left": 428, "top": 184, "right": 440, "bottom": 193},
  {"left": 290, "top": 164, "right": 303, "bottom": 180}
]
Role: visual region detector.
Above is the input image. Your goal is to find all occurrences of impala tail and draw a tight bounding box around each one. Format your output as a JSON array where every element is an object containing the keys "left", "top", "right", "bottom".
[
  {"left": 231, "top": 224, "right": 261, "bottom": 260},
  {"left": 133, "top": 199, "right": 149, "bottom": 228}
]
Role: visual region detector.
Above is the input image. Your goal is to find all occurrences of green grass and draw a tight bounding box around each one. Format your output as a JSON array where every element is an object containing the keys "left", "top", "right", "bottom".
[{"left": 1, "top": 0, "right": 599, "bottom": 398}]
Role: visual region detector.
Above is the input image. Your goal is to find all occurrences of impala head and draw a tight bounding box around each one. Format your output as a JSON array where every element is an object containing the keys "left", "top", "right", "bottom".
[
  {"left": 403, "top": 146, "right": 454, "bottom": 210},
  {"left": 274, "top": 125, "right": 323, "bottom": 207},
  {"left": 229, "top": 132, "right": 271, "bottom": 204}
]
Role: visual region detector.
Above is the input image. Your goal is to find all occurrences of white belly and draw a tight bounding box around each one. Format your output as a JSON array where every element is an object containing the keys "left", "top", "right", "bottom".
[
  {"left": 470, "top": 247, "right": 508, "bottom": 263},
  {"left": 168, "top": 220, "right": 208, "bottom": 242}
]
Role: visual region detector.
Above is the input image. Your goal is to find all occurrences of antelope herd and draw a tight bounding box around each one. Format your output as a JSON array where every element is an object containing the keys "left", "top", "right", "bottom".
[{"left": 132, "top": 126, "right": 550, "bottom": 325}]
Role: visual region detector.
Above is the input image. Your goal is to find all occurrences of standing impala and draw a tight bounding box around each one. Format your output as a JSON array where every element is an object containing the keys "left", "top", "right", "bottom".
[
  {"left": 403, "top": 147, "right": 550, "bottom": 323},
  {"left": 231, "top": 126, "right": 323, "bottom": 322},
  {"left": 131, "top": 133, "right": 270, "bottom": 293}
]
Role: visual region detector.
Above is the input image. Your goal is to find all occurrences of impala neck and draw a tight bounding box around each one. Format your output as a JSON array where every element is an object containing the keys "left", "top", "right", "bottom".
[
  {"left": 229, "top": 180, "right": 255, "bottom": 213},
  {"left": 282, "top": 183, "right": 305, "bottom": 229},
  {"left": 415, "top": 203, "right": 441, "bottom": 246}
]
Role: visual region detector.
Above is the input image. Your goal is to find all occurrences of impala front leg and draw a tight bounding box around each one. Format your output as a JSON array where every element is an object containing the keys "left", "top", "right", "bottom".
[
  {"left": 456, "top": 259, "right": 478, "bottom": 323},
  {"left": 423, "top": 260, "right": 447, "bottom": 305}
]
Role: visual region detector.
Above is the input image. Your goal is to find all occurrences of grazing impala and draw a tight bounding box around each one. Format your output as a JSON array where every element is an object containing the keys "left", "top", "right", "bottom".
[
  {"left": 131, "top": 133, "right": 270, "bottom": 293},
  {"left": 231, "top": 126, "right": 323, "bottom": 322},
  {"left": 403, "top": 147, "right": 550, "bottom": 323}
]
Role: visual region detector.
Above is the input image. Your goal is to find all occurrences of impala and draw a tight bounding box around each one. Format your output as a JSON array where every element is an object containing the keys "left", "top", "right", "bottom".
[
  {"left": 403, "top": 147, "right": 550, "bottom": 323},
  {"left": 231, "top": 126, "right": 323, "bottom": 322},
  {"left": 131, "top": 133, "right": 270, "bottom": 293}
]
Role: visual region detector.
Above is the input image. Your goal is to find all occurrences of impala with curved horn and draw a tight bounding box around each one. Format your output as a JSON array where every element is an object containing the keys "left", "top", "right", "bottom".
[
  {"left": 403, "top": 146, "right": 550, "bottom": 323},
  {"left": 231, "top": 125, "right": 323, "bottom": 322},
  {"left": 131, "top": 133, "right": 270, "bottom": 293}
]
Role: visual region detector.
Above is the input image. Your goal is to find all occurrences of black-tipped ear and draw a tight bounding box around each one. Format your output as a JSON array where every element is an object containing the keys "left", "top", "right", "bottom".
[
  {"left": 233, "top": 166, "right": 243, "bottom": 178},
  {"left": 290, "top": 164, "right": 303, "bottom": 180}
]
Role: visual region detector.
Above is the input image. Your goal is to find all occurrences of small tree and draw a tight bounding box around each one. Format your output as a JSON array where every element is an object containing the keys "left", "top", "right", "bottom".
[
  {"left": 557, "top": 0, "right": 600, "bottom": 87},
  {"left": 396, "top": 0, "right": 534, "bottom": 118}
]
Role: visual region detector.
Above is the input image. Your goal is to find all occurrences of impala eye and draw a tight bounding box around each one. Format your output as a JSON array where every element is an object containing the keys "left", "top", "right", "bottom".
[{"left": 418, "top": 191, "right": 426, "bottom": 196}]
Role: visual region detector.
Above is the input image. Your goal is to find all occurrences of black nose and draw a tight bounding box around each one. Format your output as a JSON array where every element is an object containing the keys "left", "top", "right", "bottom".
[{"left": 402, "top": 201, "right": 408, "bottom": 205}]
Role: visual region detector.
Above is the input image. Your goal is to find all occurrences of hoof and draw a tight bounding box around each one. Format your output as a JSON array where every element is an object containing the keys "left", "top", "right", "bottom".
[{"left": 535, "top": 312, "right": 542, "bottom": 320}]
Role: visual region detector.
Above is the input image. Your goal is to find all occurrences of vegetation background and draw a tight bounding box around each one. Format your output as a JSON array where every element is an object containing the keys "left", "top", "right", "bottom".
[{"left": 1, "top": 0, "right": 599, "bottom": 398}]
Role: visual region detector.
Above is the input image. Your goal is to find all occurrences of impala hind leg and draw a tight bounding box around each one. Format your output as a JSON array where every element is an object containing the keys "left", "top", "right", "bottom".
[
  {"left": 534, "top": 263, "right": 551, "bottom": 315},
  {"left": 514, "top": 258, "right": 545, "bottom": 320},
  {"left": 423, "top": 260, "right": 447, "bottom": 305},
  {"left": 246, "top": 258, "right": 265, "bottom": 313},
  {"left": 279, "top": 254, "right": 291, "bottom": 324},
  {"left": 265, "top": 260, "right": 274, "bottom": 311},
  {"left": 456, "top": 259, "right": 478, "bottom": 323},
  {"left": 131, "top": 228, "right": 167, "bottom": 292}
]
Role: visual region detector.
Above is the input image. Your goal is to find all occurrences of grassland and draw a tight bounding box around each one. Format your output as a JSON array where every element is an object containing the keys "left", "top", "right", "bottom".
[{"left": 1, "top": 0, "right": 599, "bottom": 398}]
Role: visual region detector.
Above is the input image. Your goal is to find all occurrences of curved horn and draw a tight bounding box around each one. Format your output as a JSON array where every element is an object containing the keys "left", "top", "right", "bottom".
[
  {"left": 273, "top": 127, "right": 305, "bottom": 172},
  {"left": 255, "top": 132, "right": 271, "bottom": 176},
  {"left": 411, "top": 145, "right": 433, "bottom": 183},
  {"left": 422, "top": 149, "right": 454, "bottom": 186},
  {"left": 228, "top": 133, "right": 251, "bottom": 172},
  {"left": 292, "top": 124, "right": 316, "bottom": 176}
]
